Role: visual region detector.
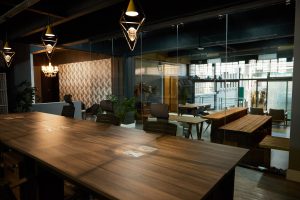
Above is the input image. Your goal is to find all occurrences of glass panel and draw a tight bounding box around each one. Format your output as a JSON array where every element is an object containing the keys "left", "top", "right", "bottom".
[
  {"left": 287, "top": 81, "right": 292, "bottom": 119},
  {"left": 267, "top": 81, "right": 287, "bottom": 111},
  {"left": 256, "top": 81, "right": 267, "bottom": 110}
]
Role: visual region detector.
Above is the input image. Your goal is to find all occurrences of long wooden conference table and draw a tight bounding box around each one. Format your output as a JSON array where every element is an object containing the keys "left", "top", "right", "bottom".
[{"left": 0, "top": 112, "right": 248, "bottom": 200}]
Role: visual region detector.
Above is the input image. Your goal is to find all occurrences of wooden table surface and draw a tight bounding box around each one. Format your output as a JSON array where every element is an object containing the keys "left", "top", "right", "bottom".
[
  {"left": 169, "top": 114, "right": 207, "bottom": 124},
  {"left": 178, "top": 103, "right": 210, "bottom": 109},
  {"left": 203, "top": 107, "right": 248, "bottom": 120},
  {"left": 0, "top": 112, "right": 248, "bottom": 200},
  {"left": 219, "top": 114, "right": 272, "bottom": 133},
  {"left": 169, "top": 115, "right": 207, "bottom": 140},
  {"left": 259, "top": 135, "right": 290, "bottom": 151}
]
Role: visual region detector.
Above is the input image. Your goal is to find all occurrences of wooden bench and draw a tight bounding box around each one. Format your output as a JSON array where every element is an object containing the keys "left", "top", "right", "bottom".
[
  {"left": 259, "top": 135, "right": 290, "bottom": 176},
  {"left": 259, "top": 135, "right": 290, "bottom": 151},
  {"left": 203, "top": 107, "right": 248, "bottom": 143},
  {"left": 218, "top": 114, "right": 272, "bottom": 168}
]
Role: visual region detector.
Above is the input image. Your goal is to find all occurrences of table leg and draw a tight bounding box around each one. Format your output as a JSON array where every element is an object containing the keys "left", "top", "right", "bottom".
[
  {"left": 196, "top": 122, "right": 204, "bottom": 140},
  {"left": 37, "top": 167, "right": 64, "bottom": 200},
  {"left": 203, "top": 168, "right": 235, "bottom": 200},
  {"left": 185, "top": 124, "right": 193, "bottom": 139}
]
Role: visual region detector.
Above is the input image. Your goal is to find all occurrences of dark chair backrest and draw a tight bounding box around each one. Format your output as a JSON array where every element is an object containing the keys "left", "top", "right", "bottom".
[
  {"left": 96, "top": 113, "right": 120, "bottom": 126},
  {"left": 250, "top": 107, "right": 264, "bottom": 115},
  {"left": 150, "top": 103, "right": 169, "bottom": 120},
  {"left": 86, "top": 103, "right": 100, "bottom": 115},
  {"left": 100, "top": 100, "right": 114, "bottom": 114},
  {"left": 61, "top": 105, "right": 75, "bottom": 118},
  {"left": 64, "top": 94, "right": 74, "bottom": 106},
  {"left": 269, "top": 109, "right": 285, "bottom": 121},
  {"left": 143, "top": 121, "right": 177, "bottom": 136}
]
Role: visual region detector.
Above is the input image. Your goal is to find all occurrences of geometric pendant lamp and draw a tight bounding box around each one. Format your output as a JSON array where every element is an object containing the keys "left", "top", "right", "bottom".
[
  {"left": 1, "top": 41, "right": 15, "bottom": 67},
  {"left": 41, "top": 21, "right": 58, "bottom": 78},
  {"left": 41, "top": 24, "right": 58, "bottom": 60},
  {"left": 120, "top": 0, "right": 145, "bottom": 51}
]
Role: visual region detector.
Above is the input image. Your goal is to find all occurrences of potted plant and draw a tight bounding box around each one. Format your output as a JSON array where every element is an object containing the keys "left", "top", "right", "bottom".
[
  {"left": 105, "top": 95, "right": 136, "bottom": 124},
  {"left": 15, "top": 80, "right": 36, "bottom": 112}
]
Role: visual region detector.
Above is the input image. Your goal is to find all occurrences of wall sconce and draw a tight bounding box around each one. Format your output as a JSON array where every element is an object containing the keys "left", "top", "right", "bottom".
[
  {"left": 157, "top": 61, "right": 163, "bottom": 72},
  {"left": 41, "top": 25, "right": 57, "bottom": 60},
  {"left": 41, "top": 62, "right": 59, "bottom": 78},
  {"left": 120, "top": 0, "right": 145, "bottom": 51},
  {"left": 1, "top": 41, "right": 15, "bottom": 67}
]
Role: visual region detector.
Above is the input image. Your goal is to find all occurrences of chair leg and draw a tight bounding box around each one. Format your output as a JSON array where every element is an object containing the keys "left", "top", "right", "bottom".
[{"left": 0, "top": 180, "right": 17, "bottom": 200}]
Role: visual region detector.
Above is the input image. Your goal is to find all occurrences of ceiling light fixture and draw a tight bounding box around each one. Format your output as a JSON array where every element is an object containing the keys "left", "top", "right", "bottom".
[
  {"left": 120, "top": 0, "right": 145, "bottom": 51},
  {"left": 41, "top": 62, "right": 58, "bottom": 78},
  {"left": 1, "top": 40, "right": 15, "bottom": 67},
  {"left": 41, "top": 24, "right": 57, "bottom": 60}
]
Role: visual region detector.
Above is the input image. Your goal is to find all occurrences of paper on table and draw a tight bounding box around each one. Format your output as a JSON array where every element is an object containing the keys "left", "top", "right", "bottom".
[
  {"left": 14, "top": 116, "right": 25, "bottom": 119},
  {"left": 60, "top": 126, "right": 70, "bottom": 129},
  {"left": 123, "top": 150, "right": 144, "bottom": 157},
  {"left": 138, "top": 145, "right": 158, "bottom": 153}
]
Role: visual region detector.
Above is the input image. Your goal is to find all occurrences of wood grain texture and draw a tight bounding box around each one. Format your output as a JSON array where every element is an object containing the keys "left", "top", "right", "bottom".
[
  {"left": 169, "top": 115, "right": 207, "bottom": 124},
  {"left": 259, "top": 135, "right": 290, "bottom": 151},
  {"left": 219, "top": 114, "right": 272, "bottom": 133},
  {"left": 0, "top": 112, "right": 248, "bottom": 200},
  {"left": 203, "top": 107, "right": 248, "bottom": 120},
  {"left": 203, "top": 107, "right": 248, "bottom": 143},
  {"left": 235, "top": 167, "right": 300, "bottom": 200},
  {"left": 178, "top": 103, "right": 210, "bottom": 109}
]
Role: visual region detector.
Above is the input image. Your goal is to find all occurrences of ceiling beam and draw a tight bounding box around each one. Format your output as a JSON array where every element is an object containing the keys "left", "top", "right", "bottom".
[
  {"left": 26, "top": 8, "right": 65, "bottom": 19},
  {"left": 79, "top": 0, "right": 286, "bottom": 46},
  {"left": 0, "top": 1, "right": 64, "bottom": 19},
  {"left": 18, "top": 0, "right": 123, "bottom": 38},
  {"left": 0, "top": 0, "right": 40, "bottom": 24},
  {"left": 143, "top": 0, "right": 286, "bottom": 33}
]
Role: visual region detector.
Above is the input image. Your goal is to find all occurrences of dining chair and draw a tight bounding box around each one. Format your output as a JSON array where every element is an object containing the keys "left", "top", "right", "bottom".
[
  {"left": 268, "top": 108, "right": 287, "bottom": 126},
  {"left": 96, "top": 113, "right": 120, "bottom": 126},
  {"left": 143, "top": 121, "right": 177, "bottom": 136},
  {"left": 249, "top": 107, "right": 264, "bottom": 115},
  {"left": 0, "top": 179, "right": 17, "bottom": 200},
  {"left": 85, "top": 103, "right": 100, "bottom": 119},
  {"left": 61, "top": 105, "right": 75, "bottom": 118},
  {"left": 100, "top": 100, "right": 114, "bottom": 114},
  {"left": 150, "top": 103, "right": 169, "bottom": 121}
]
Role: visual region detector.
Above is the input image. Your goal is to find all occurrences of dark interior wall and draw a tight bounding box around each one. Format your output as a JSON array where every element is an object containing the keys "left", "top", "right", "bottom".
[
  {"left": 0, "top": 43, "right": 32, "bottom": 112},
  {"left": 289, "top": 0, "right": 300, "bottom": 179},
  {"left": 112, "top": 57, "right": 124, "bottom": 98},
  {"left": 33, "top": 49, "right": 110, "bottom": 66},
  {"left": 13, "top": 43, "right": 32, "bottom": 85}
]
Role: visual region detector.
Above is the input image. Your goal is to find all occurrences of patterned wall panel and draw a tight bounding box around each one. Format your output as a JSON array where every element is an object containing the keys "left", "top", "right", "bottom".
[{"left": 59, "top": 59, "right": 112, "bottom": 107}]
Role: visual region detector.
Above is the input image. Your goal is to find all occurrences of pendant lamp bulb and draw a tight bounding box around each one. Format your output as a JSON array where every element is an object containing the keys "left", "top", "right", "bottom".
[{"left": 126, "top": 0, "right": 139, "bottom": 17}]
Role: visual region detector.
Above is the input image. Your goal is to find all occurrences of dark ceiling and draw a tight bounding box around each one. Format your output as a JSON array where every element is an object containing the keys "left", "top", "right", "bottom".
[{"left": 0, "top": 0, "right": 295, "bottom": 62}]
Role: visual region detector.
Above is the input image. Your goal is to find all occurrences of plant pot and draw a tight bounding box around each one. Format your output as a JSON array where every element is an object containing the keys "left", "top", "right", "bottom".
[{"left": 121, "top": 111, "right": 135, "bottom": 124}]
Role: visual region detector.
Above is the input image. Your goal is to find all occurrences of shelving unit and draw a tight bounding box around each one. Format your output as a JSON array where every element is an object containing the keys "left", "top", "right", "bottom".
[{"left": 0, "top": 73, "right": 8, "bottom": 114}]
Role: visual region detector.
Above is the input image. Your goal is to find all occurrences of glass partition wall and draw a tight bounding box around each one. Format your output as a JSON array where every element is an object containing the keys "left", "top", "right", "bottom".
[
  {"left": 135, "top": 15, "right": 227, "bottom": 117},
  {"left": 134, "top": 1, "right": 294, "bottom": 155}
]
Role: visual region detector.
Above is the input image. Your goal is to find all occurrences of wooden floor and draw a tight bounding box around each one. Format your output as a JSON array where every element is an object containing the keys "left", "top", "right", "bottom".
[{"left": 235, "top": 167, "right": 300, "bottom": 200}]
